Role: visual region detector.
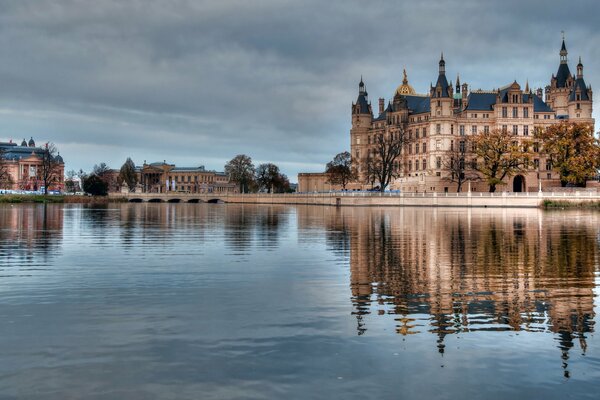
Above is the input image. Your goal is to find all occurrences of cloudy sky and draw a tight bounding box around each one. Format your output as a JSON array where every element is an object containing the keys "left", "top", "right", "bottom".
[{"left": 0, "top": 0, "right": 598, "bottom": 181}]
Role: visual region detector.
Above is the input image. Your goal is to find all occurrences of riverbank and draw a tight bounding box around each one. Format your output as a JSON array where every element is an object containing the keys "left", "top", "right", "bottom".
[
  {"left": 0, "top": 195, "right": 128, "bottom": 204},
  {"left": 542, "top": 199, "right": 600, "bottom": 209}
]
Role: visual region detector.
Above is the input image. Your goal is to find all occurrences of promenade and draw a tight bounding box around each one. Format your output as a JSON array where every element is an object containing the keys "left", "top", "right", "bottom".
[{"left": 109, "top": 190, "right": 600, "bottom": 208}]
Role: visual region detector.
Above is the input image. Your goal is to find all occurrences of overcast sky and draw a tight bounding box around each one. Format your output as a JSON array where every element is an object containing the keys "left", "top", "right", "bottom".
[{"left": 0, "top": 0, "right": 598, "bottom": 181}]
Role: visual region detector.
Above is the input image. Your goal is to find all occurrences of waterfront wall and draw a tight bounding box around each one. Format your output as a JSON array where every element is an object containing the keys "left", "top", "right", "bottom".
[{"left": 109, "top": 191, "right": 600, "bottom": 208}]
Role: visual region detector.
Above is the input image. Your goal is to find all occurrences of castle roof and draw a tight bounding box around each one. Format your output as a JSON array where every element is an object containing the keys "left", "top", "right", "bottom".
[
  {"left": 465, "top": 91, "right": 553, "bottom": 113},
  {"left": 569, "top": 77, "right": 590, "bottom": 101},
  {"left": 355, "top": 92, "right": 371, "bottom": 114},
  {"left": 555, "top": 63, "right": 571, "bottom": 88},
  {"left": 405, "top": 95, "right": 431, "bottom": 114}
]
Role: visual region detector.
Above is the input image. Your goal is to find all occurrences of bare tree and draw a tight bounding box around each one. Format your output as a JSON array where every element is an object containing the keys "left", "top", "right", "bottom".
[
  {"left": 225, "top": 154, "right": 255, "bottom": 193},
  {"left": 366, "top": 130, "right": 407, "bottom": 192},
  {"left": 0, "top": 147, "right": 13, "bottom": 189},
  {"left": 40, "top": 143, "right": 63, "bottom": 195},
  {"left": 326, "top": 151, "right": 356, "bottom": 190},
  {"left": 441, "top": 142, "right": 480, "bottom": 192},
  {"left": 118, "top": 157, "right": 138, "bottom": 192}
]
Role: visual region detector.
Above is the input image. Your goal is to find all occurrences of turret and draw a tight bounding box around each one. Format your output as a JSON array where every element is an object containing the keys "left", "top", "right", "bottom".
[
  {"left": 568, "top": 57, "right": 593, "bottom": 122},
  {"left": 456, "top": 74, "right": 461, "bottom": 94}
]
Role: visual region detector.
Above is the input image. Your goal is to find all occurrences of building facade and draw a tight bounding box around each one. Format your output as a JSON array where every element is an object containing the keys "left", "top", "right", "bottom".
[
  {"left": 140, "top": 161, "right": 237, "bottom": 194},
  {"left": 0, "top": 138, "right": 65, "bottom": 191},
  {"left": 350, "top": 39, "right": 594, "bottom": 192}
]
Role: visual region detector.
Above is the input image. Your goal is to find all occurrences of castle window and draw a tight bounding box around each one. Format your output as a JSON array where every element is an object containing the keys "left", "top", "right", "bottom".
[
  {"left": 416, "top": 128, "right": 419, "bottom": 138},
  {"left": 471, "top": 125, "right": 477, "bottom": 134},
  {"left": 451, "top": 124, "right": 454, "bottom": 135},
  {"left": 436, "top": 157, "right": 442, "bottom": 169},
  {"left": 512, "top": 107, "right": 518, "bottom": 118},
  {"left": 356, "top": 137, "right": 360, "bottom": 145},
  {"left": 436, "top": 140, "right": 441, "bottom": 150},
  {"left": 415, "top": 160, "right": 419, "bottom": 171},
  {"left": 546, "top": 160, "right": 552, "bottom": 171},
  {"left": 437, "top": 100, "right": 441, "bottom": 107},
  {"left": 523, "top": 125, "right": 529, "bottom": 136},
  {"left": 513, "top": 125, "right": 518, "bottom": 135},
  {"left": 436, "top": 124, "right": 441, "bottom": 134},
  {"left": 451, "top": 140, "right": 454, "bottom": 151},
  {"left": 523, "top": 108, "right": 529, "bottom": 118},
  {"left": 423, "top": 128, "right": 427, "bottom": 137},
  {"left": 534, "top": 159, "right": 539, "bottom": 169},
  {"left": 534, "top": 114, "right": 539, "bottom": 119},
  {"left": 577, "top": 113, "right": 581, "bottom": 118},
  {"left": 533, "top": 143, "right": 539, "bottom": 152},
  {"left": 408, "top": 144, "right": 412, "bottom": 155},
  {"left": 577, "top": 94, "right": 581, "bottom": 101},
  {"left": 422, "top": 143, "right": 427, "bottom": 153},
  {"left": 547, "top": 173, "right": 552, "bottom": 180},
  {"left": 484, "top": 125, "right": 490, "bottom": 134},
  {"left": 368, "top": 136, "right": 371, "bottom": 144},
  {"left": 415, "top": 143, "right": 419, "bottom": 154},
  {"left": 459, "top": 141, "right": 466, "bottom": 153},
  {"left": 502, "top": 125, "right": 507, "bottom": 133},
  {"left": 502, "top": 107, "right": 507, "bottom": 118},
  {"left": 422, "top": 159, "right": 427, "bottom": 170},
  {"left": 577, "top": 103, "right": 580, "bottom": 110},
  {"left": 459, "top": 125, "right": 465, "bottom": 136},
  {"left": 409, "top": 161, "right": 412, "bottom": 171}
]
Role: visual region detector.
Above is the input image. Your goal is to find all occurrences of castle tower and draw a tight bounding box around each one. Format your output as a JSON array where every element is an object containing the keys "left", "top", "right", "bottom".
[
  {"left": 351, "top": 77, "right": 373, "bottom": 181},
  {"left": 567, "top": 57, "right": 593, "bottom": 123},
  {"left": 430, "top": 53, "right": 453, "bottom": 117},
  {"left": 547, "top": 36, "right": 575, "bottom": 116}
]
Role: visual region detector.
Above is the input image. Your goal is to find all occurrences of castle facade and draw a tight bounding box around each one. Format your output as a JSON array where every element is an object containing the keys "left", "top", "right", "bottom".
[{"left": 350, "top": 39, "right": 594, "bottom": 192}]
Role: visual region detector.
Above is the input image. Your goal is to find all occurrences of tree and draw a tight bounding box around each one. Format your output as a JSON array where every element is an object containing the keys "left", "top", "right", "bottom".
[
  {"left": 256, "top": 163, "right": 281, "bottom": 193},
  {"left": 366, "top": 130, "right": 408, "bottom": 192},
  {"left": 535, "top": 122, "right": 600, "bottom": 187},
  {"left": 119, "top": 157, "right": 138, "bottom": 192},
  {"left": 0, "top": 147, "right": 13, "bottom": 189},
  {"left": 64, "top": 170, "right": 79, "bottom": 193},
  {"left": 326, "top": 151, "right": 357, "bottom": 190},
  {"left": 441, "top": 143, "right": 480, "bottom": 192},
  {"left": 225, "top": 154, "right": 255, "bottom": 193},
  {"left": 83, "top": 174, "right": 108, "bottom": 196},
  {"left": 40, "top": 143, "right": 63, "bottom": 195},
  {"left": 470, "top": 130, "right": 532, "bottom": 192}
]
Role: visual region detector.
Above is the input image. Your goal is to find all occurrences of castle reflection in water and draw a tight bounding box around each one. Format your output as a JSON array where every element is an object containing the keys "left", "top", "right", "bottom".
[{"left": 297, "top": 206, "right": 599, "bottom": 377}]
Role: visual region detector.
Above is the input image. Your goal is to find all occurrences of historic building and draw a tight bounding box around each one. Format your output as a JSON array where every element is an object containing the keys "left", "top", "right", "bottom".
[
  {"left": 0, "top": 138, "right": 65, "bottom": 191},
  {"left": 140, "top": 161, "right": 237, "bottom": 194},
  {"left": 349, "top": 38, "right": 594, "bottom": 192}
]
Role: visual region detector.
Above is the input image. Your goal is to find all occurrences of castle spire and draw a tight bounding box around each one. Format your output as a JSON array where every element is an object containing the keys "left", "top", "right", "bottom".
[
  {"left": 560, "top": 32, "right": 568, "bottom": 64},
  {"left": 577, "top": 56, "right": 583, "bottom": 78},
  {"left": 439, "top": 52, "right": 446, "bottom": 75}
]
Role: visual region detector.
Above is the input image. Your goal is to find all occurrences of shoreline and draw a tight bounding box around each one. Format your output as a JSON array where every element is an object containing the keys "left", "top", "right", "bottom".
[{"left": 2, "top": 193, "right": 600, "bottom": 209}]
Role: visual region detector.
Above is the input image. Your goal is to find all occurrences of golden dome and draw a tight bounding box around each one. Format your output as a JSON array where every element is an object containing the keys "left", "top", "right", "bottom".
[{"left": 395, "top": 69, "right": 416, "bottom": 96}]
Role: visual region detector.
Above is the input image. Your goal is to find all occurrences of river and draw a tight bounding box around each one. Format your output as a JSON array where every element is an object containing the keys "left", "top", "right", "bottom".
[{"left": 0, "top": 203, "right": 599, "bottom": 399}]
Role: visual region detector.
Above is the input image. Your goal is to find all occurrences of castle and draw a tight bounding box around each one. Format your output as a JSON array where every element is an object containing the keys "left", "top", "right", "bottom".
[{"left": 349, "top": 38, "right": 594, "bottom": 192}]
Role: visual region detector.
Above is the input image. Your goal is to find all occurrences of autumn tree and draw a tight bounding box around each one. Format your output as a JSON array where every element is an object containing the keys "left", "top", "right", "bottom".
[
  {"left": 325, "top": 151, "right": 356, "bottom": 190},
  {"left": 225, "top": 154, "right": 255, "bottom": 193},
  {"left": 366, "top": 130, "right": 407, "bottom": 192},
  {"left": 535, "top": 122, "right": 600, "bottom": 187},
  {"left": 118, "top": 157, "right": 138, "bottom": 192},
  {"left": 441, "top": 142, "right": 480, "bottom": 192},
  {"left": 40, "top": 143, "right": 63, "bottom": 195},
  {"left": 470, "top": 130, "right": 532, "bottom": 192}
]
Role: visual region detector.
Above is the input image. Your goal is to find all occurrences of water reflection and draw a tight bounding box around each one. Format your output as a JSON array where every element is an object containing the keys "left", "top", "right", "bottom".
[
  {"left": 300, "top": 207, "right": 598, "bottom": 378},
  {"left": 0, "top": 204, "right": 63, "bottom": 265}
]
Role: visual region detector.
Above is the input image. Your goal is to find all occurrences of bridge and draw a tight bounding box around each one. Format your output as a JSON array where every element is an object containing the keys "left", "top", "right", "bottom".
[{"left": 109, "top": 190, "right": 600, "bottom": 208}]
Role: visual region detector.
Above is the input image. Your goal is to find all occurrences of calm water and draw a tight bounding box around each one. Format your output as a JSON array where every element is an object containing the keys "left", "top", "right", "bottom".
[{"left": 0, "top": 203, "right": 599, "bottom": 399}]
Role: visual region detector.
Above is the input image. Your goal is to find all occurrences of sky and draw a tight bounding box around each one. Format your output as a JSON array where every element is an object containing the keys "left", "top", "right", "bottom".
[{"left": 0, "top": 0, "right": 599, "bottom": 182}]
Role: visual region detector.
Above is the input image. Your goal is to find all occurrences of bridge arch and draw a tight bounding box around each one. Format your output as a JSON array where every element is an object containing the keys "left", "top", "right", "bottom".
[
  {"left": 187, "top": 198, "right": 204, "bottom": 203},
  {"left": 167, "top": 198, "right": 182, "bottom": 203},
  {"left": 148, "top": 198, "right": 163, "bottom": 203},
  {"left": 206, "top": 198, "right": 224, "bottom": 204},
  {"left": 128, "top": 198, "right": 143, "bottom": 203}
]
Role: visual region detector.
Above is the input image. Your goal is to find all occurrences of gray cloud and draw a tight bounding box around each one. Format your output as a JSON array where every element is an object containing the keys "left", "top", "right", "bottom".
[{"left": 0, "top": 0, "right": 598, "bottom": 180}]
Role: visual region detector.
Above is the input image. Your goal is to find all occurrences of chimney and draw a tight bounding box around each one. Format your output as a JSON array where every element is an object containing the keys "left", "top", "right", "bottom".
[{"left": 379, "top": 98, "right": 384, "bottom": 114}]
